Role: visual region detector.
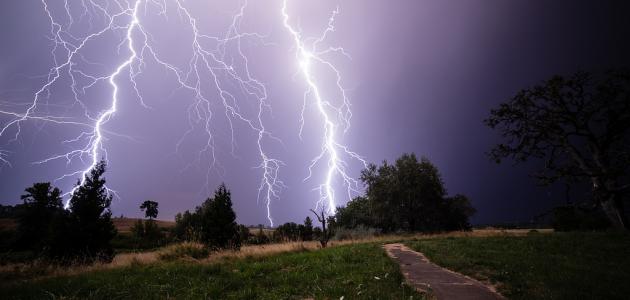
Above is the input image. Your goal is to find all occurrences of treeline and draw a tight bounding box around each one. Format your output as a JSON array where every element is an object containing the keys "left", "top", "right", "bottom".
[
  {"left": 171, "top": 188, "right": 325, "bottom": 247},
  {"left": 5, "top": 152, "right": 478, "bottom": 264},
  {"left": 9, "top": 161, "right": 117, "bottom": 263}
]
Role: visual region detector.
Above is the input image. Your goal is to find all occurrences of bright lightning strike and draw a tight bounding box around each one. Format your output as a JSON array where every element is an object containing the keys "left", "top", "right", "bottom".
[
  {"left": 281, "top": 0, "right": 366, "bottom": 215},
  {"left": 0, "top": 0, "right": 283, "bottom": 224}
]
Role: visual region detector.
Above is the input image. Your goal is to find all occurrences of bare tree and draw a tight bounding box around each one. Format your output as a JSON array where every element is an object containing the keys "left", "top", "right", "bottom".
[{"left": 310, "top": 207, "right": 333, "bottom": 248}]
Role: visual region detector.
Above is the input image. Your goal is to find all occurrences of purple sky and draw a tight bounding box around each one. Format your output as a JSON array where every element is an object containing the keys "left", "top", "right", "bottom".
[{"left": 1, "top": 0, "right": 629, "bottom": 226}]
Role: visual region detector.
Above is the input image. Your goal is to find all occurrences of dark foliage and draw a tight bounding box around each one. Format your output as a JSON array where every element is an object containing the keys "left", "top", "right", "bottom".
[
  {"left": 0, "top": 204, "right": 25, "bottom": 218},
  {"left": 302, "top": 216, "right": 313, "bottom": 241},
  {"left": 249, "top": 226, "right": 270, "bottom": 245},
  {"left": 54, "top": 160, "right": 117, "bottom": 262},
  {"left": 275, "top": 222, "right": 301, "bottom": 241},
  {"left": 130, "top": 219, "right": 164, "bottom": 246},
  {"left": 173, "top": 183, "right": 240, "bottom": 250},
  {"left": 337, "top": 153, "right": 475, "bottom": 233},
  {"left": 139, "top": 200, "right": 158, "bottom": 220},
  {"left": 15, "top": 182, "right": 64, "bottom": 252},
  {"left": 237, "top": 224, "right": 251, "bottom": 243},
  {"left": 552, "top": 205, "right": 610, "bottom": 231},
  {"left": 485, "top": 70, "right": 630, "bottom": 229}
]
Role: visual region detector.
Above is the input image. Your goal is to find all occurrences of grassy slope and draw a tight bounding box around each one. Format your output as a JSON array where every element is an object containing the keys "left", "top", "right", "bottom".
[
  {"left": 406, "top": 232, "right": 630, "bottom": 300},
  {"left": 1, "top": 243, "right": 423, "bottom": 299}
]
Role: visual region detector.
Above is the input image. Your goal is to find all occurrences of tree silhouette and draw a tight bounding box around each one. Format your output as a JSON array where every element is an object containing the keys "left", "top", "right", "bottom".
[
  {"left": 310, "top": 207, "right": 333, "bottom": 248},
  {"left": 65, "top": 160, "right": 117, "bottom": 262},
  {"left": 16, "top": 182, "right": 64, "bottom": 251},
  {"left": 335, "top": 153, "right": 475, "bottom": 233},
  {"left": 140, "top": 200, "right": 158, "bottom": 220},
  {"left": 302, "top": 216, "right": 313, "bottom": 241},
  {"left": 199, "top": 183, "right": 240, "bottom": 250},
  {"left": 361, "top": 154, "right": 449, "bottom": 232},
  {"left": 485, "top": 70, "right": 630, "bottom": 229}
]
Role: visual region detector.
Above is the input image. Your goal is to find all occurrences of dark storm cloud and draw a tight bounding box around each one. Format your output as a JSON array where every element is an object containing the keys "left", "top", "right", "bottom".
[{"left": 1, "top": 0, "right": 629, "bottom": 226}]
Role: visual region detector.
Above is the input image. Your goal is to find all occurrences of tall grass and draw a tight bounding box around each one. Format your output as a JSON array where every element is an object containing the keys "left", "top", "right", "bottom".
[{"left": 0, "top": 228, "right": 549, "bottom": 284}]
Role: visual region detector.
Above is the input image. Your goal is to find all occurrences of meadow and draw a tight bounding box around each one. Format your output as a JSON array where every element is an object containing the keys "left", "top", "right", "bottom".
[
  {"left": 1, "top": 229, "right": 629, "bottom": 299},
  {"left": 407, "top": 231, "right": 630, "bottom": 299}
]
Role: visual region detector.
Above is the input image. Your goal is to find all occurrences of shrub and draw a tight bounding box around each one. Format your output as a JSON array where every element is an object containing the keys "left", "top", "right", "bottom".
[
  {"left": 158, "top": 242, "right": 210, "bottom": 261},
  {"left": 333, "top": 225, "right": 380, "bottom": 240}
]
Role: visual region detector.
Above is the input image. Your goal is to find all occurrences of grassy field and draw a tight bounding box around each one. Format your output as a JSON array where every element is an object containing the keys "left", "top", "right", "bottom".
[
  {"left": 406, "top": 231, "right": 630, "bottom": 300},
  {"left": 1, "top": 243, "right": 423, "bottom": 299}
]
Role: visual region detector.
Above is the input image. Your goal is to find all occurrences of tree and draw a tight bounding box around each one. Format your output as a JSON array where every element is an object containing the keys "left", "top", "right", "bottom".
[
  {"left": 302, "top": 216, "right": 313, "bottom": 241},
  {"left": 485, "top": 70, "right": 630, "bottom": 229},
  {"left": 131, "top": 219, "right": 145, "bottom": 238},
  {"left": 132, "top": 201, "right": 163, "bottom": 247},
  {"left": 360, "top": 154, "right": 449, "bottom": 232},
  {"left": 140, "top": 200, "right": 158, "bottom": 220},
  {"left": 16, "top": 182, "right": 64, "bottom": 251},
  {"left": 199, "top": 183, "right": 240, "bottom": 250},
  {"left": 174, "top": 210, "right": 202, "bottom": 241},
  {"left": 64, "top": 160, "right": 117, "bottom": 262},
  {"left": 275, "top": 222, "right": 300, "bottom": 241},
  {"left": 441, "top": 194, "right": 476, "bottom": 231},
  {"left": 335, "top": 196, "right": 376, "bottom": 229},
  {"left": 310, "top": 207, "right": 333, "bottom": 248}
]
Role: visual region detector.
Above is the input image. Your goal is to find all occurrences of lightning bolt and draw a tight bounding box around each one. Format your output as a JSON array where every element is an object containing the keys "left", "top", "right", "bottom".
[
  {"left": 281, "top": 0, "right": 366, "bottom": 214},
  {"left": 0, "top": 0, "right": 283, "bottom": 224}
]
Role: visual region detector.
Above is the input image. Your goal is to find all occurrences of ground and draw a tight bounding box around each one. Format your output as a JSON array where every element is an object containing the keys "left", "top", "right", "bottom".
[
  {"left": 1, "top": 230, "right": 628, "bottom": 299},
  {"left": 406, "top": 231, "right": 630, "bottom": 299}
]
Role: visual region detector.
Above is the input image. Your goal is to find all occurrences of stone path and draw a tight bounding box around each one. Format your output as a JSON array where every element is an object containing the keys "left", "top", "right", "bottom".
[{"left": 384, "top": 243, "right": 504, "bottom": 300}]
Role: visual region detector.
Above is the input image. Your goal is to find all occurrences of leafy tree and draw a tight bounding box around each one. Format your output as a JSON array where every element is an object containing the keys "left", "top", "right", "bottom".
[
  {"left": 441, "top": 194, "right": 476, "bottom": 231},
  {"left": 64, "top": 160, "right": 117, "bottom": 262},
  {"left": 485, "top": 70, "right": 630, "bottom": 229},
  {"left": 302, "top": 216, "right": 313, "bottom": 241},
  {"left": 335, "top": 196, "right": 376, "bottom": 229},
  {"left": 275, "top": 222, "right": 300, "bottom": 241},
  {"left": 199, "top": 183, "right": 240, "bottom": 249},
  {"left": 140, "top": 200, "right": 158, "bottom": 220},
  {"left": 361, "top": 154, "right": 449, "bottom": 232},
  {"left": 335, "top": 153, "right": 475, "bottom": 233},
  {"left": 174, "top": 210, "right": 201, "bottom": 241},
  {"left": 16, "top": 182, "right": 64, "bottom": 251},
  {"left": 131, "top": 219, "right": 145, "bottom": 238}
]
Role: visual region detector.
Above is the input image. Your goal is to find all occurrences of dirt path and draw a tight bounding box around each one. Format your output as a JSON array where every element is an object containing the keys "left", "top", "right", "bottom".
[{"left": 384, "top": 243, "right": 504, "bottom": 300}]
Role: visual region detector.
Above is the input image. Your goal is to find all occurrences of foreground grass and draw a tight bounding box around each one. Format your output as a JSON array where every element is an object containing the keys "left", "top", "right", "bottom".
[
  {"left": 1, "top": 243, "right": 423, "bottom": 299},
  {"left": 406, "top": 231, "right": 630, "bottom": 300}
]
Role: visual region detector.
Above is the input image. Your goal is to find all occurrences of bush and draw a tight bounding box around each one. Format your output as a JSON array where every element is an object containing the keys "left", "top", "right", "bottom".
[
  {"left": 333, "top": 225, "right": 380, "bottom": 240},
  {"left": 248, "top": 227, "right": 270, "bottom": 245},
  {"left": 158, "top": 242, "right": 210, "bottom": 261}
]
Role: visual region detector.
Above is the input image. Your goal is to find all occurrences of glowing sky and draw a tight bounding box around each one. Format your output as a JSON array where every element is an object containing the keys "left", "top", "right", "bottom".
[{"left": 1, "top": 0, "right": 629, "bottom": 226}]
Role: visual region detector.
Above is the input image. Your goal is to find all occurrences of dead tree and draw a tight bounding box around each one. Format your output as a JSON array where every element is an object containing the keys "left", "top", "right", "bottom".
[{"left": 310, "top": 208, "right": 332, "bottom": 248}]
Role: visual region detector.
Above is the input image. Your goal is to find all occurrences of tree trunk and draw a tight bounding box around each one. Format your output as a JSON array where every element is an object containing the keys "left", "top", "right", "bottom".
[{"left": 601, "top": 197, "right": 627, "bottom": 230}]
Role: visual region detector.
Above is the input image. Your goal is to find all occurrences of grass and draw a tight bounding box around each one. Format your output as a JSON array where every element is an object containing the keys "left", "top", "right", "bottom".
[
  {"left": 406, "top": 231, "right": 630, "bottom": 300},
  {"left": 1, "top": 243, "right": 423, "bottom": 299}
]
